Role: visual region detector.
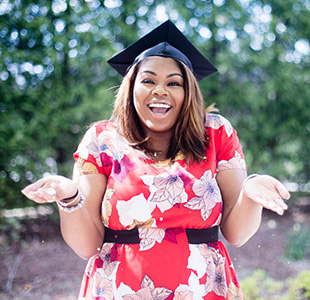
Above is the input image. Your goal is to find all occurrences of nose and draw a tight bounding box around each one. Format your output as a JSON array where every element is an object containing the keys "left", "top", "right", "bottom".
[{"left": 152, "top": 84, "right": 168, "bottom": 97}]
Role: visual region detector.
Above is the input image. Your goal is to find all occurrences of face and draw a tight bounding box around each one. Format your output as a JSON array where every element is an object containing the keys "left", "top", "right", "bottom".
[{"left": 133, "top": 56, "right": 185, "bottom": 137}]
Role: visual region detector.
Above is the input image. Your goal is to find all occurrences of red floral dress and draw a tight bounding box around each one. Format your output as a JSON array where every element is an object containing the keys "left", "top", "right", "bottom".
[{"left": 74, "top": 114, "right": 245, "bottom": 300}]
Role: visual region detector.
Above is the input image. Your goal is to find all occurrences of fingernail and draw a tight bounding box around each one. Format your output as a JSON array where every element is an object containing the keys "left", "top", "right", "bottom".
[{"left": 277, "top": 207, "right": 284, "bottom": 215}]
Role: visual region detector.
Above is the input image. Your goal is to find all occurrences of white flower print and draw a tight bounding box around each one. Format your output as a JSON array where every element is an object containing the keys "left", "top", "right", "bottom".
[
  {"left": 141, "top": 172, "right": 188, "bottom": 213},
  {"left": 174, "top": 272, "right": 206, "bottom": 300},
  {"left": 205, "top": 113, "right": 233, "bottom": 137},
  {"left": 85, "top": 253, "right": 97, "bottom": 277},
  {"left": 200, "top": 245, "right": 227, "bottom": 298},
  {"left": 122, "top": 275, "right": 173, "bottom": 300},
  {"left": 151, "top": 173, "right": 184, "bottom": 204},
  {"left": 184, "top": 170, "right": 221, "bottom": 221},
  {"left": 102, "top": 188, "right": 114, "bottom": 226},
  {"left": 98, "top": 244, "right": 120, "bottom": 277},
  {"left": 139, "top": 227, "right": 165, "bottom": 251},
  {"left": 78, "top": 126, "right": 102, "bottom": 167},
  {"left": 227, "top": 281, "right": 243, "bottom": 300},
  {"left": 117, "top": 193, "right": 156, "bottom": 228},
  {"left": 115, "top": 283, "right": 136, "bottom": 300},
  {"left": 187, "top": 245, "right": 207, "bottom": 279},
  {"left": 92, "top": 269, "right": 114, "bottom": 299},
  {"left": 187, "top": 245, "right": 228, "bottom": 298},
  {"left": 205, "top": 260, "right": 227, "bottom": 297},
  {"left": 217, "top": 150, "right": 246, "bottom": 171},
  {"left": 173, "top": 290, "right": 193, "bottom": 300},
  {"left": 98, "top": 129, "right": 131, "bottom": 162}
]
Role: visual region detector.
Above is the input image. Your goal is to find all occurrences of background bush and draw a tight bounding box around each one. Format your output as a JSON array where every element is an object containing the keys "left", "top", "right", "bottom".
[{"left": 1, "top": 1, "right": 310, "bottom": 210}]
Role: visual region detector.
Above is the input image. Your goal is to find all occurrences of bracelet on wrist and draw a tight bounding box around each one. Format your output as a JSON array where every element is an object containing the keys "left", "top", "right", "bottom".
[
  {"left": 242, "top": 174, "right": 258, "bottom": 198},
  {"left": 62, "top": 189, "right": 79, "bottom": 202},
  {"left": 58, "top": 190, "right": 81, "bottom": 207},
  {"left": 57, "top": 190, "right": 86, "bottom": 213}
]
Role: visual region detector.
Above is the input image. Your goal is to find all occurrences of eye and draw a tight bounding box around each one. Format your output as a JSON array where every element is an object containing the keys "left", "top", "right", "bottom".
[
  {"left": 168, "top": 81, "right": 183, "bottom": 87},
  {"left": 141, "top": 79, "right": 154, "bottom": 84}
]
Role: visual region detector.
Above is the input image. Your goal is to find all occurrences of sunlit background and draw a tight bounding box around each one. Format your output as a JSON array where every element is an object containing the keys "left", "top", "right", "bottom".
[{"left": 1, "top": 0, "right": 310, "bottom": 299}]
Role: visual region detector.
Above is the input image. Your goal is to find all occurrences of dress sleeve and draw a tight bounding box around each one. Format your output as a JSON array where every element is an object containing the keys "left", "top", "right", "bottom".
[
  {"left": 205, "top": 114, "right": 247, "bottom": 172},
  {"left": 73, "top": 124, "right": 105, "bottom": 176}
]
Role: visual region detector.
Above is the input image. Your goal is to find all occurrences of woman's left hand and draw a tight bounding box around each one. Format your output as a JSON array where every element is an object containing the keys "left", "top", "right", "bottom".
[{"left": 242, "top": 174, "right": 290, "bottom": 215}]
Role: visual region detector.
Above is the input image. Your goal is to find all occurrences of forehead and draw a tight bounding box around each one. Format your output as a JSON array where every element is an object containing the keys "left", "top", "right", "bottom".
[{"left": 138, "top": 56, "right": 182, "bottom": 73}]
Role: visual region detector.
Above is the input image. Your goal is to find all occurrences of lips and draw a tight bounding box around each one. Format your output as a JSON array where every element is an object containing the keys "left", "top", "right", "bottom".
[{"left": 148, "top": 103, "right": 172, "bottom": 115}]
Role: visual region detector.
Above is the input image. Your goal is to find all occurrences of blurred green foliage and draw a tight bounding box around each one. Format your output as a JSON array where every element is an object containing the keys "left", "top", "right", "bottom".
[
  {"left": 240, "top": 269, "right": 284, "bottom": 300},
  {"left": 285, "top": 222, "right": 310, "bottom": 260},
  {"left": 240, "top": 269, "right": 310, "bottom": 300},
  {"left": 287, "top": 270, "right": 310, "bottom": 300},
  {"left": 1, "top": 0, "right": 309, "bottom": 209}
]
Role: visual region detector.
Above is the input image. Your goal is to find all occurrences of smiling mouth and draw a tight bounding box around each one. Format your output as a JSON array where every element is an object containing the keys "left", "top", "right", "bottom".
[{"left": 148, "top": 103, "right": 172, "bottom": 115}]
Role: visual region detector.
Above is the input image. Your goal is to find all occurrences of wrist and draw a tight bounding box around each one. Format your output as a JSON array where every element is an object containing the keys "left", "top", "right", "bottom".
[
  {"left": 58, "top": 190, "right": 80, "bottom": 207},
  {"left": 242, "top": 174, "right": 259, "bottom": 199},
  {"left": 62, "top": 189, "right": 79, "bottom": 202},
  {"left": 57, "top": 189, "right": 86, "bottom": 212}
]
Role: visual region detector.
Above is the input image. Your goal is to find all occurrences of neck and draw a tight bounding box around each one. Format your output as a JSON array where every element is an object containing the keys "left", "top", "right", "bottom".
[{"left": 146, "top": 134, "right": 172, "bottom": 161}]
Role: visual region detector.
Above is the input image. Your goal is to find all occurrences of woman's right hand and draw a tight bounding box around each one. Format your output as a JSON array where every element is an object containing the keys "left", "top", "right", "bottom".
[{"left": 21, "top": 175, "right": 78, "bottom": 204}]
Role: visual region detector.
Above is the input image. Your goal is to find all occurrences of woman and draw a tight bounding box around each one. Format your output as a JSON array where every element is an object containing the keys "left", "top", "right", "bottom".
[{"left": 22, "top": 20, "right": 290, "bottom": 299}]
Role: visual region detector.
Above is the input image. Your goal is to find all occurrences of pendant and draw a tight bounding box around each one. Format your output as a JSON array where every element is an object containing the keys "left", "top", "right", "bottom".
[{"left": 154, "top": 152, "right": 157, "bottom": 157}]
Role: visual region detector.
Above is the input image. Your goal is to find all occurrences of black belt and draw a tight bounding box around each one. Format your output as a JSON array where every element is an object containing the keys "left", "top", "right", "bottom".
[{"left": 104, "top": 226, "right": 219, "bottom": 245}]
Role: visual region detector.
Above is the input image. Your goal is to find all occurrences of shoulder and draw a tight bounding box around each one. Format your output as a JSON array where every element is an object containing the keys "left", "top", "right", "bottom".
[
  {"left": 78, "top": 120, "right": 118, "bottom": 147},
  {"left": 204, "top": 113, "right": 234, "bottom": 137},
  {"left": 84, "top": 120, "right": 118, "bottom": 138},
  {"left": 90, "top": 120, "right": 117, "bottom": 131},
  {"left": 87, "top": 120, "right": 130, "bottom": 152}
]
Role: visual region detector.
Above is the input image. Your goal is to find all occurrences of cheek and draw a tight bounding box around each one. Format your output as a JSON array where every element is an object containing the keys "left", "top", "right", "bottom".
[
  {"left": 133, "top": 84, "right": 145, "bottom": 103},
  {"left": 176, "top": 93, "right": 185, "bottom": 111},
  {"left": 133, "top": 88, "right": 146, "bottom": 117},
  {"left": 133, "top": 90, "right": 140, "bottom": 110}
]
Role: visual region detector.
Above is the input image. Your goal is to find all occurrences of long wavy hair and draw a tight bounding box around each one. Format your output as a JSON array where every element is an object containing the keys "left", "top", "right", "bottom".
[{"left": 111, "top": 57, "right": 214, "bottom": 163}]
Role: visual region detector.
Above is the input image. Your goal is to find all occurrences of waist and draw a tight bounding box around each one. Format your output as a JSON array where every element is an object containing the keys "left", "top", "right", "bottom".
[{"left": 103, "top": 226, "right": 219, "bottom": 245}]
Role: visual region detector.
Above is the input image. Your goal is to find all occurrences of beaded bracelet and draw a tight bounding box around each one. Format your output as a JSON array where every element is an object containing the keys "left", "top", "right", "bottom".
[{"left": 57, "top": 190, "right": 86, "bottom": 213}]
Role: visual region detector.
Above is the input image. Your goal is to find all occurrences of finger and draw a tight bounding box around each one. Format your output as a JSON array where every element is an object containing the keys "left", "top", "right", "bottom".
[
  {"left": 37, "top": 187, "right": 57, "bottom": 202},
  {"left": 250, "top": 195, "right": 284, "bottom": 215},
  {"left": 22, "top": 190, "right": 49, "bottom": 204},
  {"left": 21, "top": 177, "right": 49, "bottom": 193},
  {"left": 274, "top": 198, "right": 288, "bottom": 210},
  {"left": 263, "top": 198, "right": 287, "bottom": 215},
  {"left": 276, "top": 206, "right": 285, "bottom": 215},
  {"left": 263, "top": 201, "right": 284, "bottom": 215},
  {"left": 264, "top": 199, "right": 278, "bottom": 211},
  {"left": 275, "top": 180, "right": 291, "bottom": 200}
]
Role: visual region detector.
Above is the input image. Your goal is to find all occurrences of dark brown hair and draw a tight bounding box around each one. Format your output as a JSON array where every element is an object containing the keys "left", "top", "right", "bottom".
[{"left": 111, "top": 57, "right": 214, "bottom": 163}]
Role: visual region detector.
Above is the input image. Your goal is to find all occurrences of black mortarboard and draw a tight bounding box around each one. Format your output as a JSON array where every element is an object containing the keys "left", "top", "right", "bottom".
[{"left": 107, "top": 20, "right": 217, "bottom": 81}]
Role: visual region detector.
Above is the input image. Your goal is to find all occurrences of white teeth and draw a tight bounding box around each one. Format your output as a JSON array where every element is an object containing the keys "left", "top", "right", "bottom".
[{"left": 149, "top": 103, "right": 171, "bottom": 108}]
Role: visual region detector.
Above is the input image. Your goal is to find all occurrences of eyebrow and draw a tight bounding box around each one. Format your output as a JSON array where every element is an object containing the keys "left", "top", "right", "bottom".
[{"left": 141, "top": 70, "right": 183, "bottom": 78}]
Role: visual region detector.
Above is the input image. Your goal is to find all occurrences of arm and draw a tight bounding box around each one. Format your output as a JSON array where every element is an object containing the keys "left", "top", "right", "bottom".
[
  {"left": 217, "top": 169, "right": 290, "bottom": 247},
  {"left": 59, "top": 173, "right": 107, "bottom": 259},
  {"left": 22, "top": 173, "right": 107, "bottom": 259}
]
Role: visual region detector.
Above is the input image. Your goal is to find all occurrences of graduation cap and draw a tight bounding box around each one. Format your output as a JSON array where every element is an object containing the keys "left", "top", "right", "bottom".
[{"left": 107, "top": 20, "right": 217, "bottom": 81}]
